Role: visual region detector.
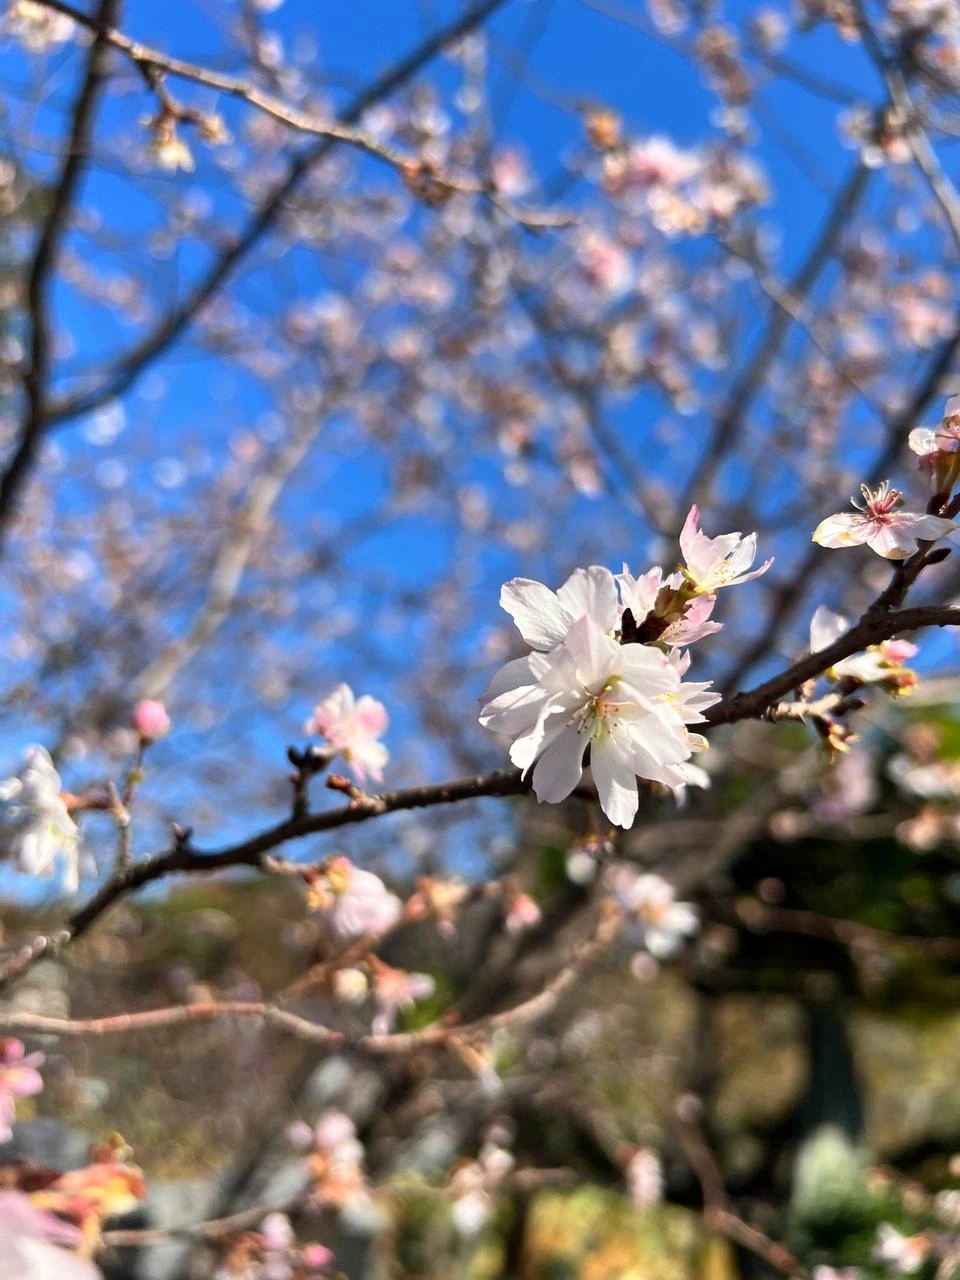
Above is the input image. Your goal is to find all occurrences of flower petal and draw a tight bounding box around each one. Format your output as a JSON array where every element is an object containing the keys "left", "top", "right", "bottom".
[
  {"left": 591, "top": 737, "right": 640, "bottom": 829},
  {"left": 499, "top": 578, "right": 571, "bottom": 650}
]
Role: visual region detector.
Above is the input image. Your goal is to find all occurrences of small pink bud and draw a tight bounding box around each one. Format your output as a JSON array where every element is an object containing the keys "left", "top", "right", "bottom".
[
  {"left": 302, "top": 1243, "right": 335, "bottom": 1269},
  {"left": 132, "top": 699, "right": 171, "bottom": 741}
]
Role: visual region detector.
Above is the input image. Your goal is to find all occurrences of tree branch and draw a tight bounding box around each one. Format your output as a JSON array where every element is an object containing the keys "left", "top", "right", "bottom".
[{"left": 0, "top": 0, "right": 119, "bottom": 548}]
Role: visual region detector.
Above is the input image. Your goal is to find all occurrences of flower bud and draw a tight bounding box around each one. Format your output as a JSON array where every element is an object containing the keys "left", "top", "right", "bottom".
[{"left": 132, "top": 699, "right": 171, "bottom": 741}]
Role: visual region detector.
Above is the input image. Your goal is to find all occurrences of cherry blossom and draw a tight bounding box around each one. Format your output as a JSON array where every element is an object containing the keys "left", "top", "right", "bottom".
[
  {"left": 498, "top": 565, "right": 619, "bottom": 652},
  {"left": 0, "top": 1191, "right": 99, "bottom": 1280},
  {"left": 909, "top": 395, "right": 960, "bottom": 491},
  {"left": 679, "top": 505, "right": 772, "bottom": 593},
  {"left": 809, "top": 606, "right": 918, "bottom": 691},
  {"left": 258, "top": 1213, "right": 334, "bottom": 1279},
  {"left": 0, "top": 1038, "right": 44, "bottom": 1142},
  {"left": 812, "top": 481, "right": 957, "bottom": 559},
  {"left": 617, "top": 565, "right": 722, "bottom": 646},
  {"left": 0, "top": 746, "right": 81, "bottom": 893},
  {"left": 607, "top": 868, "right": 699, "bottom": 957},
  {"left": 307, "top": 856, "right": 402, "bottom": 939},
  {"left": 625, "top": 1147, "right": 664, "bottom": 1207},
  {"left": 6, "top": 1, "right": 75, "bottom": 51},
  {"left": 132, "top": 699, "right": 171, "bottom": 741},
  {"left": 369, "top": 959, "right": 435, "bottom": 1033},
  {"left": 305, "top": 684, "right": 389, "bottom": 783},
  {"left": 872, "top": 1223, "right": 930, "bottom": 1274},
  {"left": 504, "top": 891, "right": 542, "bottom": 934},
  {"left": 288, "top": 1110, "right": 370, "bottom": 1212},
  {"left": 479, "top": 614, "right": 717, "bottom": 827}
]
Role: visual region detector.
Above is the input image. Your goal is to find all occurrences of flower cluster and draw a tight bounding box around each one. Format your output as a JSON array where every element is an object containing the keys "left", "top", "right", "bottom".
[
  {"left": 909, "top": 394, "right": 960, "bottom": 493},
  {"left": 215, "top": 1213, "right": 334, "bottom": 1280},
  {"left": 287, "top": 1111, "right": 371, "bottom": 1216},
  {"left": 809, "top": 607, "right": 918, "bottom": 694},
  {"left": 479, "top": 508, "right": 770, "bottom": 827}
]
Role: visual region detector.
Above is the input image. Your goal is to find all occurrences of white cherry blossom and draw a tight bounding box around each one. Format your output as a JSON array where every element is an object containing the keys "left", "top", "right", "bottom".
[
  {"left": 812, "top": 481, "right": 956, "bottom": 559},
  {"left": 498, "top": 565, "right": 619, "bottom": 651},
  {"left": 607, "top": 868, "right": 699, "bottom": 956},
  {"left": 480, "top": 614, "right": 717, "bottom": 827},
  {"left": 0, "top": 747, "right": 81, "bottom": 893},
  {"left": 679, "top": 505, "right": 772, "bottom": 593}
]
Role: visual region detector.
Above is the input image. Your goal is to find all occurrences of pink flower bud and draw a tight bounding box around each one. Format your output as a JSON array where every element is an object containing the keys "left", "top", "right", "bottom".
[{"left": 132, "top": 699, "right": 171, "bottom": 741}]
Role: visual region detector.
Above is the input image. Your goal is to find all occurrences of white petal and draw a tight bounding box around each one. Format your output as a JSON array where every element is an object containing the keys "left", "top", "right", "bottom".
[
  {"left": 531, "top": 727, "right": 587, "bottom": 803},
  {"left": 479, "top": 654, "right": 540, "bottom": 710},
  {"left": 561, "top": 614, "right": 620, "bottom": 688},
  {"left": 908, "top": 426, "right": 938, "bottom": 456},
  {"left": 556, "top": 566, "right": 619, "bottom": 632},
  {"left": 591, "top": 737, "right": 640, "bottom": 829},
  {"left": 812, "top": 512, "right": 870, "bottom": 549},
  {"left": 810, "top": 604, "right": 848, "bottom": 653},
  {"left": 499, "top": 579, "right": 571, "bottom": 650}
]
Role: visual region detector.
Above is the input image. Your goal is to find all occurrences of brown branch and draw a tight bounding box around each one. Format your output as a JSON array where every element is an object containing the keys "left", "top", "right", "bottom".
[
  {"left": 37, "top": 0, "right": 518, "bottom": 431},
  {"left": 707, "top": 603, "right": 960, "bottom": 726},
  {"left": 0, "top": 0, "right": 118, "bottom": 549},
  {"left": 33, "top": 0, "right": 570, "bottom": 229},
  {"left": 674, "top": 159, "right": 871, "bottom": 525}
]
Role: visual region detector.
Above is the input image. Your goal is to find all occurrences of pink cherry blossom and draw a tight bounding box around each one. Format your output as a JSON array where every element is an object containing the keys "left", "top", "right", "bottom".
[
  {"left": 132, "top": 698, "right": 171, "bottom": 740},
  {"left": 505, "top": 891, "right": 542, "bottom": 934},
  {"left": 0, "top": 1039, "right": 44, "bottom": 1141},
  {"left": 679, "top": 505, "right": 772, "bottom": 593},
  {"left": 873, "top": 1222, "right": 929, "bottom": 1274},
  {"left": 0, "top": 1190, "right": 99, "bottom": 1280},
  {"left": 309, "top": 856, "right": 402, "bottom": 939},
  {"left": 305, "top": 684, "right": 389, "bottom": 783},
  {"left": 370, "top": 961, "right": 435, "bottom": 1033},
  {"left": 809, "top": 606, "right": 918, "bottom": 691},
  {"left": 812, "top": 481, "right": 957, "bottom": 559},
  {"left": 617, "top": 565, "right": 722, "bottom": 646},
  {"left": 909, "top": 395, "right": 960, "bottom": 491}
]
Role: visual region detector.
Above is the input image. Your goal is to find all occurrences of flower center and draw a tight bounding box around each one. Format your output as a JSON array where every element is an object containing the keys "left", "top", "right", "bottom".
[
  {"left": 571, "top": 676, "right": 625, "bottom": 739},
  {"left": 859, "top": 480, "right": 901, "bottom": 519}
]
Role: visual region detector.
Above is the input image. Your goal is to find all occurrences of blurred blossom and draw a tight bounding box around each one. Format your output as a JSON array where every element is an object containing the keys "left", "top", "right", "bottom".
[
  {"left": 369, "top": 960, "right": 435, "bottom": 1033},
  {"left": 608, "top": 867, "right": 699, "bottom": 957},
  {"left": 625, "top": 1147, "right": 664, "bottom": 1207},
  {"left": 0, "top": 1038, "right": 43, "bottom": 1141},
  {"left": 305, "top": 684, "right": 389, "bottom": 784},
  {"left": 307, "top": 857, "right": 402, "bottom": 939},
  {"left": 0, "top": 747, "right": 82, "bottom": 893},
  {"left": 132, "top": 699, "right": 171, "bottom": 741},
  {"left": 809, "top": 606, "right": 918, "bottom": 692},
  {"left": 0, "top": 1191, "right": 97, "bottom": 1280},
  {"left": 873, "top": 1223, "right": 930, "bottom": 1274},
  {"left": 504, "top": 891, "right": 541, "bottom": 934},
  {"left": 7, "top": 0, "right": 75, "bottom": 49}
]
